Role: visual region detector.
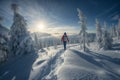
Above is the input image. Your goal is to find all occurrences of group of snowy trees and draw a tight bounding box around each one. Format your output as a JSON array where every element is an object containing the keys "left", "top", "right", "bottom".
[
  {"left": 1, "top": 3, "right": 35, "bottom": 60},
  {"left": 33, "top": 33, "right": 63, "bottom": 50},
  {"left": 101, "top": 22, "right": 113, "bottom": 50},
  {"left": 0, "top": 3, "right": 35, "bottom": 62},
  {"left": 95, "top": 19, "right": 113, "bottom": 50},
  {"left": 95, "top": 19, "right": 120, "bottom": 50},
  {"left": 77, "top": 8, "right": 120, "bottom": 51},
  {"left": 117, "top": 19, "right": 120, "bottom": 39},
  {"left": 110, "top": 19, "right": 120, "bottom": 39}
]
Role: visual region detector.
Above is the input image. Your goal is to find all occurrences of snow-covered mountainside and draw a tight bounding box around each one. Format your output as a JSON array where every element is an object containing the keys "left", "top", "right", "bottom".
[{"left": 0, "top": 42, "right": 120, "bottom": 80}]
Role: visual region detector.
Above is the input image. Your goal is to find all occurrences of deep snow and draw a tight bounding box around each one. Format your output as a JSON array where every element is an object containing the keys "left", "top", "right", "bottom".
[{"left": 0, "top": 43, "right": 120, "bottom": 80}]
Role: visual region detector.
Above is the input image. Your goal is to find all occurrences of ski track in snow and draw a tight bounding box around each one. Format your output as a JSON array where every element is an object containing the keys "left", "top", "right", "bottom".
[{"left": 31, "top": 49, "right": 65, "bottom": 80}]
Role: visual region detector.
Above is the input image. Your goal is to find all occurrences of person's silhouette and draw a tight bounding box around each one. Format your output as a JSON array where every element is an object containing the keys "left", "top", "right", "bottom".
[{"left": 61, "top": 32, "right": 69, "bottom": 50}]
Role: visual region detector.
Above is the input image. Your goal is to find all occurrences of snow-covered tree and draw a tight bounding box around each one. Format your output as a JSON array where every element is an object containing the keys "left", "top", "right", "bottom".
[
  {"left": 77, "top": 8, "right": 88, "bottom": 51},
  {"left": 117, "top": 19, "right": 120, "bottom": 39},
  {"left": 111, "top": 24, "right": 117, "bottom": 37},
  {"left": 53, "top": 39, "right": 57, "bottom": 49},
  {"left": 34, "top": 33, "right": 40, "bottom": 49},
  {"left": 0, "top": 34, "right": 8, "bottom": 62},
  {"left": 9, "top": 4, "right": 34, "bottom": 55},
  {"left": 101, "top": 22, "right": 113, "bottom": 50},
  {"left": 95, "top": 19, "right": 102, "bottom": 49},
  {"left": 110, "top": 24, "right": 114, "bottom": 37},
  {"left": 0, "top": 16, "right": 9, "bottom": 62},
  {"left": 38, "top": 38, "right": 43, "bottom": 49}
]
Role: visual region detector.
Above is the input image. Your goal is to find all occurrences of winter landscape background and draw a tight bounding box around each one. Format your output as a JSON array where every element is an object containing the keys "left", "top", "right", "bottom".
[{"left": 0, "top": 0, "right": 120, "bottom": 80}]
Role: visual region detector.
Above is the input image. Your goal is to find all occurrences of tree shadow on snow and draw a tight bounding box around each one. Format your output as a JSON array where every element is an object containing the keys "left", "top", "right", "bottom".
[
  {"left": 70, "top": 49, "right": 120, "bottom": 79},
  {"left": 88, "top": 51, "right": 120, "bottom": 65},
  {"left": 0, "top": 52, "right": 38, "bottom": 80}
]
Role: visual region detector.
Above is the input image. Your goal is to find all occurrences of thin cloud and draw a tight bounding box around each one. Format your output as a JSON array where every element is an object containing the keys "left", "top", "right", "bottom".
[
  {"left": 108, "top": 11, "right": 118, "bottom": 18},
  {"left": 96, "top": 4, "right": 119, "bottom": 18},
  {"left": 111, "top": 14, "right": 119, "bottom": 21}
]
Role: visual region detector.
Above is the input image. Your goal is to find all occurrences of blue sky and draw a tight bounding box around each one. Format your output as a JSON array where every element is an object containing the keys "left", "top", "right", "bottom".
[{"left": 0, "top": 0, "right": 120, "bottom": 34}]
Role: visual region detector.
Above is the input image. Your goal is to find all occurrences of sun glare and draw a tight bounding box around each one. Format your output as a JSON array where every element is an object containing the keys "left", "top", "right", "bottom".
[
  {"left": 40, "top": 24, "right": 44, "bottom": 29},
  {"left": 37, "top": 23, "right": 45, "bottom": 30},
  {"left": 32, "top": 21, "right": 47, "bottom": 32}
]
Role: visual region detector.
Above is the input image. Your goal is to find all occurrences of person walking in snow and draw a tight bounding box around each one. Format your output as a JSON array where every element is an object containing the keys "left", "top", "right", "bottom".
[{"left": 61, "top": 32, "right": 69, "bottom": 50}]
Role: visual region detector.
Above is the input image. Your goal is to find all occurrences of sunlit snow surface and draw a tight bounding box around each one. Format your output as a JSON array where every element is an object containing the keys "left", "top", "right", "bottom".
[{"left": 28, "top": 43, "right": 120, "bottom": 80}]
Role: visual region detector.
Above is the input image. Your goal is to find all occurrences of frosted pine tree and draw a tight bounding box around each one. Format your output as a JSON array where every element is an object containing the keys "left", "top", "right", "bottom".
[
  {"left": 95, "top": 19, "right": 102, "bottom": 49},
  {"left": 34, "top": 33, "right": 39, "bottom": 49},
  {"left": 77, "top": 8, "right": 88, "bottom": 51},
  {"left": 117, "top": 19, "right": 120, "bottom": 39},
  {"left": 0, "top": 16, "right": 8, "bottom": 62},
  {"left": 113, "top": 24, "right": 117, "bottom": 37},
  {"left": 53, "top": 39, "right": 57, "bottom": 49},
  {"left": 101, "top": 22, "right": 113, "bottom": 50},
  {"left": 9, "top": 4, "right": 34, "bottom": 55},
  {"left": 110, "top": 26, "right": 114, "bottom": 37},
  {"left": 38, "top": 38, "right": 43, "bottom": 49},
  {"left": 111, "top": 24, "right": 117, "bottom": 37},
  {"left": 45, "top": 40, "right": 48, "bottom": 49}
]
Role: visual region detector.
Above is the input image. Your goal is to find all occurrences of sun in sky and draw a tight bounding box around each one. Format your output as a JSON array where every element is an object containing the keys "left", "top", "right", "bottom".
[
  {"left": 28, "top": 21, "right": 47, "bottom": 33},
  {"left": 36, "top": 22, "right": 45, "bottom": 30}
]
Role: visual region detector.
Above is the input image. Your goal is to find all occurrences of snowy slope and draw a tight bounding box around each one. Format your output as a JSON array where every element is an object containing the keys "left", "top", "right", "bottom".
[
  {"left": 57, "top": 49, "right": 120, "bottom": 80},
  {"left": 29, "top": 43, "right": 120, "bottom": 80},
  {"left": 0, "top": 44, "right": 120, "bottom": 80}
]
